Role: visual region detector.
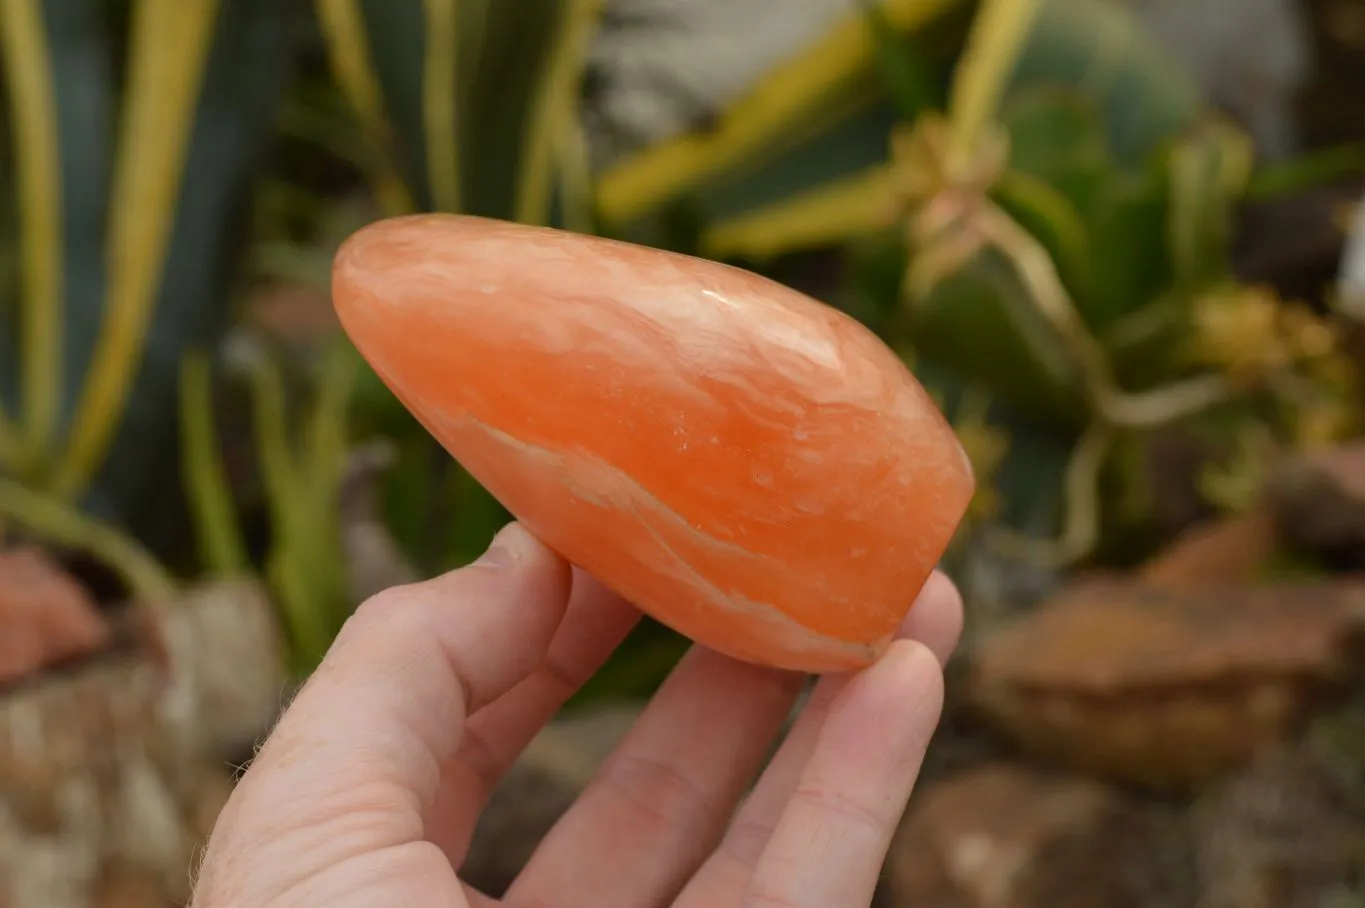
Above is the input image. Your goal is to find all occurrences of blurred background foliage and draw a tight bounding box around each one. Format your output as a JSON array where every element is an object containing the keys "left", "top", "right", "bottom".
[
  {"left": 9, "top": 3, "right": 1365, "bottom": 903},
  {"left": 0, "top": 0, "right": 1363, "bottom": 692}
]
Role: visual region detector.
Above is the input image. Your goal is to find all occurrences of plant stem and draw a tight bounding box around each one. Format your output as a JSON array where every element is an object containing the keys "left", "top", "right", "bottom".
[
  {"left": 947, "top": 0, "right": 1039, "bottom": 167},
  {"left": 1097, "top": 374, "right": 1233, "bottom": 429},
  {"left": 987, "top": 419, "right": 1113, "bottom": 567}
]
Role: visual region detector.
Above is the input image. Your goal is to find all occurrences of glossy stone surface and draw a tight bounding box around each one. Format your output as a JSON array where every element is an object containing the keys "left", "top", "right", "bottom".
[{"left": 331, "top": 214, "right": 974, "bottom": 672}]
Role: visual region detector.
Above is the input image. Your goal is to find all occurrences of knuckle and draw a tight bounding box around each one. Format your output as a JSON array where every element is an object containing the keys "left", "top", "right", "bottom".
[
  {"left": 789, "top": 783, "right": 888, "bottom": 834},
  {"left": 596, "top": 753, "right": 714, "bottom": 832},
  {"left": 743, "top": 885, "right": 802, "bottom": 908},
  {"left": 719, "top": 816, "right": 777, "bottom": 868}
]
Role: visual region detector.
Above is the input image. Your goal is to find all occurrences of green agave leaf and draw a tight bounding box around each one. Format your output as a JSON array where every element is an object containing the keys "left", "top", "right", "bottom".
[
  {"left": 992, "top": 168, "right": 1094, "bottom": 323},
  {"left": 1007, "top": 0, "right": 1200, "bottom": 166},
  {"left": 1085, "top": 164, "right": 1173, "bottom": 335},
  {"left": 997, "top": 86, "right": 1109, "bottom": 210},
  {"left": 904, "top": 246, "right": 1088, "bottom": 425},
  {"left": 85, "top": 0, "right": 298, "bottom": 530}
]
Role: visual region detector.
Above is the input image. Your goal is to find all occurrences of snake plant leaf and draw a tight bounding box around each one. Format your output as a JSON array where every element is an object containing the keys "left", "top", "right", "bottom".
[
  {"left": 0, "top": 0, "right": 65, "bottom": 461},
  {"left": 346, "top": 0, "right": 567, "bottom": 219},
  {"left": 346, "top": 0, "right": 430, "bottom": 207},
  {"left": 457, "top": 0, "right": 566, "bottom": 218},
  {"left": 32, "top": 0, "right": 113, "bottom": 452},
  {"left": 83, "top": 0, "right": 297, "bottom": 530}
]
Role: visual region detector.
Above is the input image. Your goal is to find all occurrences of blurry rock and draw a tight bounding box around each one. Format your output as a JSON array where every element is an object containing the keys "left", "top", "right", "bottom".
[
  {"left": 0, "top": 578, "right": 284, "bottom": 908},
  {"left": 1265, "top": 441, "right": 1365, "bottom": 567},
  {"left": 141, "top": 578, "right": 288, "bottom": 760},
  {"left": 92, "top": 863, "right": 171, "bottom": 908},
  {"left": 1192, "top": 744, "right": 1365, "bottom": 908},
  {"left": 0, "top": 654, "right": 210, "bottom": 908},
  {"left": 883, "top": 763, "right": 1191, "bottom": 908},
  {"left": 0, "top": 547, "right": 111, "bottom": 686},
  {"left": 1138, "top": 508, "right": 1279, "bottom": 590},
  {"left": 461, "top": 705, "right": 642, "bottom": 896},
  {"left": 969, "top": 576, "right": 1365, "bottom": 788}
]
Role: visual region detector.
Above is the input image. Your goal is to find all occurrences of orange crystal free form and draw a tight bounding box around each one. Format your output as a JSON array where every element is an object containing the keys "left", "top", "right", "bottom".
[{"left": 332, "top": 214, "right": 975, "bottom": 673}]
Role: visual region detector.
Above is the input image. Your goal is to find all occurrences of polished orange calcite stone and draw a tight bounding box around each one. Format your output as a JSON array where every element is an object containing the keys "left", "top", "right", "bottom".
[{"left": 332, "top": 214, "right": 974, "bottom": 672}]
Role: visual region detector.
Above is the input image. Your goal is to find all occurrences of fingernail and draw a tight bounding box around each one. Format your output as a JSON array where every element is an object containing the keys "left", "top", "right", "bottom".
[{"left": 475, "top": 521, "right": 533, "bottom": 570}]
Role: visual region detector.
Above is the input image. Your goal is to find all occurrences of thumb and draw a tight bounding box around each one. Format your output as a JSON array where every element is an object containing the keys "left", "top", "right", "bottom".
[{"left": 195, "top": 522, "right": 572, "bottom": 902}]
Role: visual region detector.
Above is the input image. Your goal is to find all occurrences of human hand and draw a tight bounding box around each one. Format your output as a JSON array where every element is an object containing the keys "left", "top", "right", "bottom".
[{"left": 191, "top": 521, "right": 963, "bottom": 907}]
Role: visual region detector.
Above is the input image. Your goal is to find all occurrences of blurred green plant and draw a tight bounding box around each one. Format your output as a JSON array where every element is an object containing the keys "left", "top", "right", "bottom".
[
  {"left": 180, "top": 340, "right": 360, "bottom": 674},
  {"left": 0, "top": 0, "right": 293, "bottom": 601},
  {"left": 625, "top": 0, "right": 1364, "bottom": 567}
]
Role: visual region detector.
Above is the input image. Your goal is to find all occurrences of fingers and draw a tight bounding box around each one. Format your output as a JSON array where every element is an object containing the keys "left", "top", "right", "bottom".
[
  {"left": 504, "top": 646, "right": 806, "bottom": 907},
  {"left": 674, "top": 570, "right": 960, "bottom": 904},
  {"left": 430, "top": 569, "right": 642, "bottom": 860},
  {"left": 744, "top": 641, "right": 943, "bottom": 907},
  {"left": 899, "top": 570, "right": 963, "bottom": 664},
  {"left": 194, "top": 522, "right": 572, "bottom": 905}
]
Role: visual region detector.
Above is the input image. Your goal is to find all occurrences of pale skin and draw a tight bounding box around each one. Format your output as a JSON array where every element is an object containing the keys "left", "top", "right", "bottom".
[{"left": 191, "top": 521, "right": 963, "bottom": 907}]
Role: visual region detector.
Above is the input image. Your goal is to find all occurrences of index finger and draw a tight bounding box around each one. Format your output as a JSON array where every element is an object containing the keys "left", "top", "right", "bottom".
[{"left": 743, "top": 640, "right": 945, "bottom": 907}]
